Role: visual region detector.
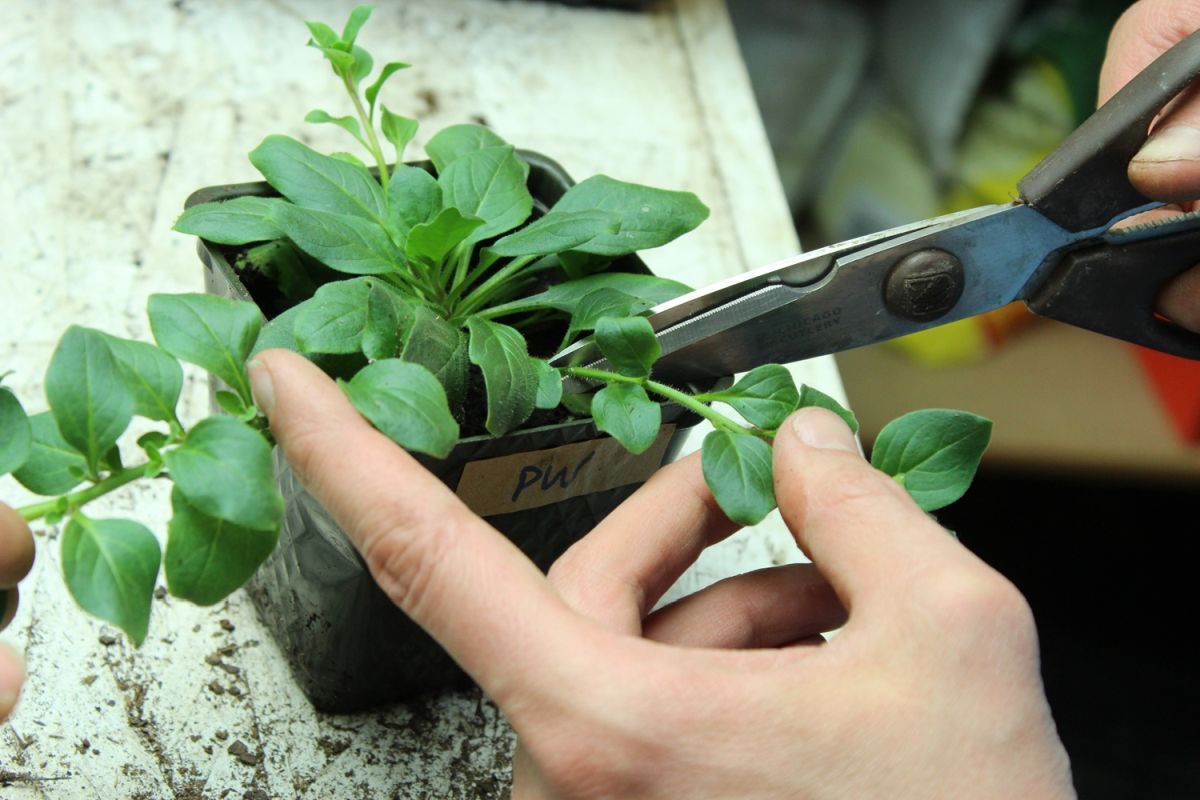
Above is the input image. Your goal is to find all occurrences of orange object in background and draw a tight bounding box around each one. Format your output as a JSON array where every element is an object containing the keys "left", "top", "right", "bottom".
[{"left": 1133, "top": 345, "right": 1200, "bottom": 443}]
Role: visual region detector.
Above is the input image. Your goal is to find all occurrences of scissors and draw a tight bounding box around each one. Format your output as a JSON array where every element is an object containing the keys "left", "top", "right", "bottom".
[{"left": 554, "top": 30, "right": 1200, "bottom": 385}]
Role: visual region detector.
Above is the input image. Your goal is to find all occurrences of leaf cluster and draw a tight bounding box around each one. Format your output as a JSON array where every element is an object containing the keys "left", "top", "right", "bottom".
[
  {"left": 174, "top": 5, "right": 706, "bottom": 447},
  {"left": 1, "top": 296, "right": 280, "bottom": 643}
]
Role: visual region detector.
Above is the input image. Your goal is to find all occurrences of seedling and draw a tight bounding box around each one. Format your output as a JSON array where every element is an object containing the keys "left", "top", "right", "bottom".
[{"left": 0, "top": 6, "right": 991, "bottom": 645}]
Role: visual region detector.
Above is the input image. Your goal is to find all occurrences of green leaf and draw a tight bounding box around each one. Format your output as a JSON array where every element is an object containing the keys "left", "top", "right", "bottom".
[
  {"left": 487, "top": 210, "right": 621, "bottom": 258},
  {"left": 331, "top": 151, "right": 370, "bottom": 169},
  {"left": 552, "top": 175, "right": 710, "bottom": 256},
  {"left": 558, "top": 250, "right": 611, "bottom": 281},
  {"left": 12, "top": 413, "right": 88, "bottom": 496},
  {"left": 366, "top": 62, "right": 410, "bottom": 112},
  {"left": 148, "top": 293, "right": 263, "bottom": 403},
  {"left": 315, "top": 44, "right": 354, "bottom": 74},
  {"left": 386, "top": 164, "right": 442, "bottom": 244},
  {"left": 62, "top": 515, "right": 160, "bottom": 646},
  {"left": 341, "top": 5, "right": 374, "bottom": 44},
  {"left": 249, "top": 135, "right": 386, "bottom": 222},
  {"left": 340, "top": 360, "right": 459, "bottom": 458},
  {"left": 268, "top": 203, "right": 404, "bottom": 276},
  {"left": 173, "top": 196, "right": 286, "bottom": 245},
  {"left": 305, "top": 20, "right": 339, "bottom": 48},
  {"left": 562, "top": 288, "right": 653, "bottom": 346},
  {"left": 798, "top": 384, "right": 859, "bottom": 435},
  {"left": 362, "top": 282, "right": 404, "bottom": 361},
  {"left": 465, "top": 317, "right": 537, "bottom": 436},
  {"left": 0, "top": 386, "right": 32, "bottom": 476},
  {"left": 439, "top": 145, "right": 532, "bottom": 244},
  {"left": 425, "top": 124, "right": 511, "bottom": 173},
  {"left": 399, "top": 306, "right": 468, "bottom": 409},
  {"left": 532, "top": 359, "right": 563, "bottom": 410},
  {"left": 405, "top": 207, "right": 484, "bottom": 265},
  {"left": 165, "top": 488, "right": 279, "bottom": 606},
  {"left": 215, "top": 390, "right": 249, "bottom": 418},
  {"left": 483, "top": 273, "right": 690, "bottom": 318},
  {"left": 560, "top": 390, "right": 593, "bottom": 418},
  {"left": 592, "top": 382, "right": 661, "bottom": 454},
  {"left": 701, "top": 430, "right": 775, "bottom": 526},
  {"left": 380, "top": 107, "right": 419, "bottom": 162},
  {"left": 99, "top": 334, "right": 184, "bottom": 424},
  {"left": 250, "top": 305, "right": 304, "bottom": 358},
  {"left": 137, "top": 430, "right": 169, "bottom": 460},
  {"left": 349, "top": 45, "right": 373, "bottom": 86},
  {"left": 304, "top": 109, "right": 364, "bottom": 142},
  {"left": 292, "top": 277, "right": 373, "bottom": 355},
  {"left": 163, "top": 416, "right": 283, "bottom": 531},
  {"left": 45, "top": 326, "right": 133, "bottom": 477},
  {"left": 700, "top": 365, "right": 799, "bottom": 430},
  {"left": 870, "top": 409, "right": 992, "bottom": 512},
  {"left": 595, "top": 316, "right": 660, "bottom": 379}
]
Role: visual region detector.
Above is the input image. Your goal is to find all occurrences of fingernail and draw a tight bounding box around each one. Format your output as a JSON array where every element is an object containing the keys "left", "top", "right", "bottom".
[
  {"left": 1134, "top": 124, "right": 1200, "bottom": 163},
  {"left": 247, "top": 359, "right": 275, "bottom": 417},
  {"left": 791, "top": 407, "right": 859, "bottom": 453}
]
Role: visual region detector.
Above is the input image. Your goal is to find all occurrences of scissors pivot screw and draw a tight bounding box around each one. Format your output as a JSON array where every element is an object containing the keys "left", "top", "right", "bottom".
[{"left": 884, "top": 248, "right": 965, "bottom": 321}]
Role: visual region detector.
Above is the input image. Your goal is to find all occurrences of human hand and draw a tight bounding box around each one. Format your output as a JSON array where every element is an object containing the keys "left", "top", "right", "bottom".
[
  {"left": 250, "top": 349, "right": 1074, "bottom": 799},
  {"left": 0, "top": 503, "right": 35, "bottom": 721},
  {"left": 1101, "top": 0, "right": 1200, "bottom": 330}
]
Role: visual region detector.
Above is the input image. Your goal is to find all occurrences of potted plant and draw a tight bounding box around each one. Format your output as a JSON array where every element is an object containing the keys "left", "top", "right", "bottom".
[{"left": 0, "top": 6, "right": 992, "bottom": 711}]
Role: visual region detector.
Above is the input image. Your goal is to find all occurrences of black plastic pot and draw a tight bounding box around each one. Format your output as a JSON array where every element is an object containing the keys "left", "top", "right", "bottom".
[{"left": 188, "top": 153, "right": 711, "bottom": 710}]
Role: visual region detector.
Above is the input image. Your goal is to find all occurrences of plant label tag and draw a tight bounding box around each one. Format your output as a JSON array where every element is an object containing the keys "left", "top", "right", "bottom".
[{"left": 455, "top": 425, "right": 677, "bottom": 516}]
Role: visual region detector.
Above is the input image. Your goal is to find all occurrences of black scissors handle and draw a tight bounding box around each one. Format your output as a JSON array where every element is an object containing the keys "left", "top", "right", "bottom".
[
  {"left": 1018, "top": 29, "right": 1200, "bottom": 231},
  {"left": 1028, "top": 217, "right": 1200, "bottom": 358},
  {"left": 1015, "top": 28, "right": 1200, "bottom": 358}
]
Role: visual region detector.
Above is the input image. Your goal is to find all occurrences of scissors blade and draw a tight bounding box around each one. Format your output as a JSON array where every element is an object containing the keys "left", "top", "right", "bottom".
[
  {"left": 551, "top": 207, "right": 991, "bottom": 379},
  {"left": 648, "top": 203, "right": 1079, "bottom": 382},
  {"left": 576, "top": 203, "right": 1078, "bottom": 385}
]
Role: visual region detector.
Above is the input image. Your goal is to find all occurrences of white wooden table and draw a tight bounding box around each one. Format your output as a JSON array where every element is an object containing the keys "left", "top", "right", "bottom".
[{"left": 0, "top": 1, "right": 845, "bottom": 796}]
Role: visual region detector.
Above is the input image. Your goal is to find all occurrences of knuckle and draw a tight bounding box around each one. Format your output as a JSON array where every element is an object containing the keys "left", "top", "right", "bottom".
[
  {"left": 807, "top": 457, "right": 906, "bottom": 516},
  {"left": 277, "top": 422, "right": 337, "bottom": 489},
  {"left": 524, "top": 718, "right": 660, "bottom": 799},
  {"left": 536, "top": 742, "right": 624, "bottom": 798},
  {"left": 517, "top": 666, "right": 696, "bottom": 798},
  {"left": 356, "top": 501, "right": 462, "bottom": 618},
  {"left": 547, "top": 543, "right": 584, "bottom": 590},
  {"left": 910, "top": 564, "right": 1035, "bottom": 644}
]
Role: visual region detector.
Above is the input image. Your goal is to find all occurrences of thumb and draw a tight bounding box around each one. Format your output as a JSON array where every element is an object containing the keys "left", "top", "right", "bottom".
[
  {"left": 771, "top": 408, "right": 961, "bottom": 609},
  {"left": 1101, "top": 3, "right": 1200, "bottom": 331},
  {"left": 248, "top": 349, "right": 588, "bottom": 705},
  {"left": 1101, "top": 1, "right": 1200, "bottom": 202}
]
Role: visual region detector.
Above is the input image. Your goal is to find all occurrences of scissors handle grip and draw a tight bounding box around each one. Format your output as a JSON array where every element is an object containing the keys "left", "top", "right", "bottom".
[
  {"left": 1018, "top": 29, "right": 1200, "bottom": 233},
  {"left": 1027, "top": 225, "right": 1200, "bottom": 359}
]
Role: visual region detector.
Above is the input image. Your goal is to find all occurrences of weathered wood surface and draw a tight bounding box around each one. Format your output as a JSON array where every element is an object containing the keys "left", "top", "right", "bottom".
[{"left": 0, "top": 0, "right": 844, "bottom": 796}]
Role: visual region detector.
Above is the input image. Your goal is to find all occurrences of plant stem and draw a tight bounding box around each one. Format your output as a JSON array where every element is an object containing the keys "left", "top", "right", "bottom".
[
  {"left": 564, "top": 367, "right": 747, "bottom": 435},
  {"left": 456, "top": 255, "right": 538, "bottom": 317},
  {"left": 17, "top": 463, "right": 153, "bottom": 523},
  {"left": 344, "top": 75, "right": 390, "bottom": 194}
]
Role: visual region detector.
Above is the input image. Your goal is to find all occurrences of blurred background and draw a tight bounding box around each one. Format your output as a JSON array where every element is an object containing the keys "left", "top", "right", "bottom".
[{"left": 722, "top": 0, "right": 1200, "bottom": 797}]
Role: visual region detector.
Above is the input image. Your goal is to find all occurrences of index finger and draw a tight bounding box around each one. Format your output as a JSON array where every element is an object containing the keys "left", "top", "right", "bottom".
[{"left": 249, "top": 350, "right": 598, "bottom": 706}]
